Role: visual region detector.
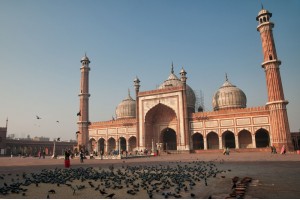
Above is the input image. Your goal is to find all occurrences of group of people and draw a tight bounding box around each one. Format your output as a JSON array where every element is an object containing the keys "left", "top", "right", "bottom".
[
  {"left": 63, "top": 149, "right": 85, "bottom": 167},
  {"left": 38, "top": 150, "right": 46, "bottom": 159},
  {"left": 271, "top": 145, "right": 286, "bottom": 155}
]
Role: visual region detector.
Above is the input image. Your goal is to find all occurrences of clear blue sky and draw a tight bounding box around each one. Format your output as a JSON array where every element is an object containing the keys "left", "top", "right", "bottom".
[{"left": 1, "top": 0, "right": 299, "bottom": 141}]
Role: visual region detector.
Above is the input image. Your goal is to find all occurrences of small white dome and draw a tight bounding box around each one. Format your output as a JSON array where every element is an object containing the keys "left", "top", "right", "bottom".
[
  {"left": 81, "top": 54, "right": 90, "bottom": 62},
  {"left": 115, "top": 90, "right": 136, "bottom": 119}
]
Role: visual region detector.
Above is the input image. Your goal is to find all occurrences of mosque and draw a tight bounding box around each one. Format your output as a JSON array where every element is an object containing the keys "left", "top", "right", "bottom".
[{"left": 76, "top": 7, "right": 294, "bottom": 155}]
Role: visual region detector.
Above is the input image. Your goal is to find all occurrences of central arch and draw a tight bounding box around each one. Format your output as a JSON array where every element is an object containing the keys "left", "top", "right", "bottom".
[
  {"left": 144, "top": 103, "right": 177, "bottom": 150},
  {"left": 160, "top": 128, "right": 177, "bottom": 150}
]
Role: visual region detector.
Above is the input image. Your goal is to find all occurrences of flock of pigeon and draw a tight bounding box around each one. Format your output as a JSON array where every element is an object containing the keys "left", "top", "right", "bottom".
[{"left": 0, "top": 161, "right": 251, "bottom": 199}]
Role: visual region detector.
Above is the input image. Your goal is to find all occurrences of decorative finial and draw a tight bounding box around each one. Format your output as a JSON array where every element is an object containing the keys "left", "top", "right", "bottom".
[
  {"left": 128, "top": 88, "right": 131, "bottom": 97},
  {"left": 171, "top": 62, "right": 174, "bottom": 74},
  {"left": 225, "top": 73, "right": 228, "bottom": 81},
  {"left": 261, "top": 1, "right": 264, "bottom": 10}
]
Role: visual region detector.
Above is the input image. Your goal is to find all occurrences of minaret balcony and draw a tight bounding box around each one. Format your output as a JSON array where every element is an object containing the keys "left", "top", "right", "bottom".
[
  {"left": 78, "top": 93, "right": 90, "bottom": 97},
  {"left": 261, "top": 59, "right": 281, "bottom": 68}
]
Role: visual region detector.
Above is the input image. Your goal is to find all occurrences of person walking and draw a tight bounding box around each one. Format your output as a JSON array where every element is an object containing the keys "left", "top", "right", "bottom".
[
  {"left": 280, "top": 145, "right": 286, "bottom": 155},
  {"left": 64, "top": 150, "right": 71, "bottom": 168},
  {"left": 80, "top": 150, "right": 84, "bottom": 163}
]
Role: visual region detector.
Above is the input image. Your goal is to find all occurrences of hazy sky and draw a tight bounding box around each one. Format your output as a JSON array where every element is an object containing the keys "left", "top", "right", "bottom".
[{"left": 1, "top": 0, "right": 299, "bottom": 141}]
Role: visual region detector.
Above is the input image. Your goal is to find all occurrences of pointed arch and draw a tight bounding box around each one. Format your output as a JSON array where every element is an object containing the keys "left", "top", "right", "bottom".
[
  {"left": 207, "top": 132, "right": 219, "bottom": 149},
  {"left": 144, "top": 103, "right": 177, "bottom": 150},
  {"left": 88, "top": 138, "right": 97, "bottom": 153},
  {"left": 98, "top": 138, "right": 105, "bottom": 154},
  {"left": 119, "top": 137, "right": 126, "bottom": 152},
  {"left": 107, "top": 137, "right": 116, "bottom": 153},
  {"left": 192, "top": 132, "right": 204, "bottom": 150},
  {"left": 128, "top": 136, "right": 137, "bottom": 151},
  {"left": 160, "top": 127, "right": 177, "bottom": 150},
  {"left": 222, "top": 131, "right": 235, "bottom": 148},
  {"left": 255, "top": 128, "right": 270, "bottom": 147},
  {"left": 238, "top": 130, "right": 252, "bottom": 148}
]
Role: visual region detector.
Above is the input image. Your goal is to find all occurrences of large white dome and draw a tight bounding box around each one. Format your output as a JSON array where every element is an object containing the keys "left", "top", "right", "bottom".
[{"left": 212, "top": 78, "right": 247, "bottom": 111}]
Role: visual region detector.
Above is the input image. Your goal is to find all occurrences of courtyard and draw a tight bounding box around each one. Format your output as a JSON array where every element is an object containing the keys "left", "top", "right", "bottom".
[{"left": 0, "top": 151, "right": 300, "bottom": 199}]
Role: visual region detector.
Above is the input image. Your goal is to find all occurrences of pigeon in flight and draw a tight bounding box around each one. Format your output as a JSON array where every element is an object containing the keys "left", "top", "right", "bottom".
[{"left": 36, "top": 116, "right": 41, "bottom": 119}]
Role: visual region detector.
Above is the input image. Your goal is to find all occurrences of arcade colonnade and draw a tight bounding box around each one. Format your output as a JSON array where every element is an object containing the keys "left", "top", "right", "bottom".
[
  {"left": 191, "top": 128, "right": 270, "bottom": 150},
  {"left": 88, "top": 136, "right": 137, "bottom": 154},
  {"left": 88, "top": 127, "right": 271, "bottom": 153}
]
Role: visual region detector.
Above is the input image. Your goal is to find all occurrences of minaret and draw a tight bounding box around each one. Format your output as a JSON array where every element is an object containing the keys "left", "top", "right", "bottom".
[
  {"left": 256, "top": 8, "right": 293, "bottom": 151},
  {"left": 134, "top": 76, "right": 140, "bottom": 149},
  {"left": 180, "top": 67, "right": 189, "bottom": 150},
  {"left": 77, "top": 54, "right": 90, "bottom": 152}
]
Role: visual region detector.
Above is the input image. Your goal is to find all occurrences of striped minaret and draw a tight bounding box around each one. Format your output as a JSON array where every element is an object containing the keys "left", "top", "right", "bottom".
[{"left": 256, "top": 8, "right": 293, "bottom": 151}]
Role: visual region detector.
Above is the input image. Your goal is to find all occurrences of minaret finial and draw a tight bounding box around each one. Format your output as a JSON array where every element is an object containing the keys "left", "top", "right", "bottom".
[
  {"left": 6, "top": 117, "right": 8, "bottom": 128},
  {"left": 225, "top": 73, "right": 228, "bottom": 81},
  {"left": 171, "top": 62, "right": 174, "bottom": 74},
  {"left": 261, "top": 1, "right": 264, "bottom": 10},
  {"left": 128, "top": 88, "right": 131, "bottom": 97}
]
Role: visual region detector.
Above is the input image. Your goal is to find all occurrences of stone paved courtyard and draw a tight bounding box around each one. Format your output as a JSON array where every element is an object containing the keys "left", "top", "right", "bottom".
[{"left": 0, "top": 152, "right": 300, "bottom": 199}]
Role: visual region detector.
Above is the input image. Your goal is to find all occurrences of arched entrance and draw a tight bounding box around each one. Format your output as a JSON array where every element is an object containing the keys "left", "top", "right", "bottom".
[
  {"left": 238, "top": 130, "right": 252, "bottom": 148},
  {"left": 161, "top": 128, "right": 177, "bottom": 150},
  {"left": 107, "top": 138, "right": 116, "bottom": 153},
  {"left": 192, "top": 133, "right": 204, "bottom": 150},
  {"left": 223, "top": 131, "right": 235, "bottom": 148},
  {"left": 207, "top": 132, "right": 219, "bottom": 149},
  {"left": 98, "top": 138, "right": 105, "bottom": 154},
  {"left": 255, "top": 129, "right": 270, "bottom": 147},
  {"left": 119, "top": 137, "right": 126, "bottom": 152},
  {"left": 128, "top": 136, "right": 137, "bottom": 152},
  {"left": 144, "top": 103, "right": 177, "bottom": 150}
]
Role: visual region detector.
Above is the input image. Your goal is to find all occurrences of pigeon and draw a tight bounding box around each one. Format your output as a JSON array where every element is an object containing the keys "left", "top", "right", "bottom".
[
  {"left": 106, "top": 193, "right": 115, "bottom": 198},
  {"left": 100, "top": 189, "right": 107, "bottom": 195},
  {"left": 48, "top": 189, "right": 56, "bottom": 194},
  {"left": 77, "top": 111, "right": 81, "bottom": 116},
  {"left": 36, "top": 115, "right": 41, "bottom": 119}
]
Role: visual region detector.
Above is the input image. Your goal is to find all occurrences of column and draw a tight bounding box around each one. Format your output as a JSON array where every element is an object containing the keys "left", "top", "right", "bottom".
[
  {"left": 204, "top": 137, "right": 207, "bottom": 150},
  {"left": 219, "top": 136, "right": 223, "bottom": 149},
  {"left": 235, "top": 135, "right": 239, "bottom": 149},
  {"left": 252, "top": 134, "right": 256, "bottom": 148}
]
